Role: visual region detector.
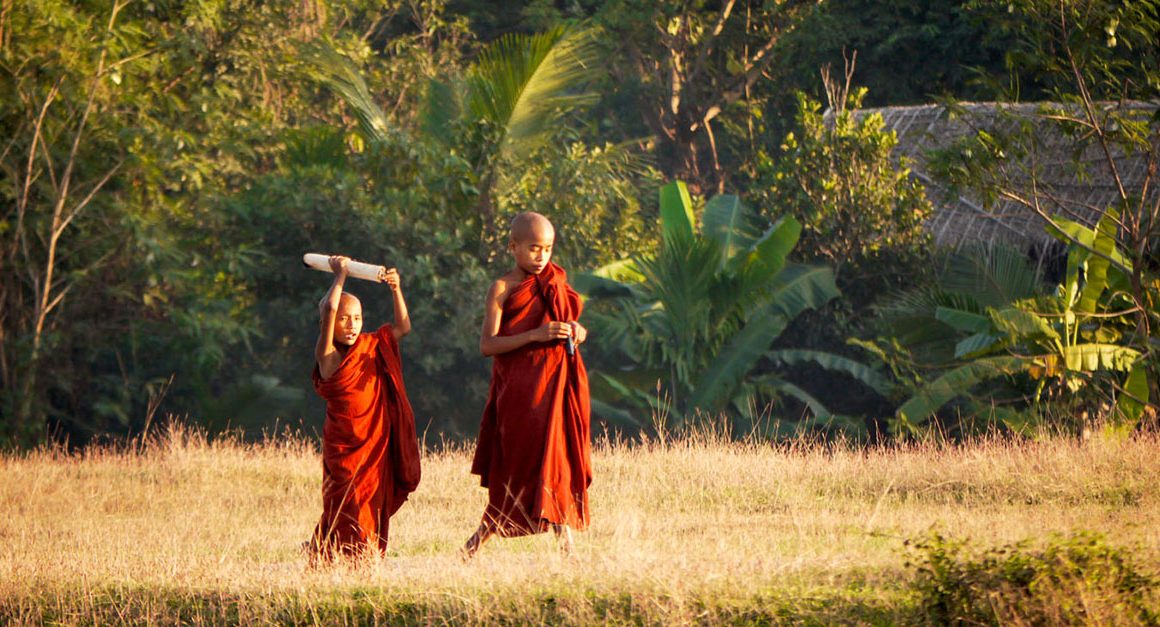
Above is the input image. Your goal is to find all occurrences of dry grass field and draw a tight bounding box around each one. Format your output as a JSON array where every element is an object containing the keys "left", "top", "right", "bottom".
[{"left": 1, "top": 422, "right": 1157, "bottom": 624}]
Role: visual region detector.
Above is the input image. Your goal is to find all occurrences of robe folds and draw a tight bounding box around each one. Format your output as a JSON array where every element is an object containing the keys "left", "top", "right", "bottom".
[
  {"left": 471, "top": 262, "right": 593, "bottom": 537},
  {"left": 311, "top": 324, "right": 421, "bottom": 559}
]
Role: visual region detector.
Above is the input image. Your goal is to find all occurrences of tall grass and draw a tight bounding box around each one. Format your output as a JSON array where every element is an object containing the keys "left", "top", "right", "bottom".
[{"left": 1, "top": 422, "right": 1156, "bottom": 624}]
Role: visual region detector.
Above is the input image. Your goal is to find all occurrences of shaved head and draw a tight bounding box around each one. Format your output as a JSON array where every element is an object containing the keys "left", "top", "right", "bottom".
[
  {"left": 338, "top": 292, "right": 361, "bottom": 309},
  {"left": 509, "top": 212, "right": 555, "bottom": 243}
]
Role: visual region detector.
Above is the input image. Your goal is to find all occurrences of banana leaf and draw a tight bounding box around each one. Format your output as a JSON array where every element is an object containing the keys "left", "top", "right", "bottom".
[{"left": 896, "top": 356, "right": 1023, "bottom": 426}]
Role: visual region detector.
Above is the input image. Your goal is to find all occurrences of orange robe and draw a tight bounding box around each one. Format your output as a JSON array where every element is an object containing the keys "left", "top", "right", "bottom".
[
  {"left": 471, "top": 262, "right": 592, "bottom": 536},
  {"left": 311, "top": 324, "right": 421, "bottom": 559}
]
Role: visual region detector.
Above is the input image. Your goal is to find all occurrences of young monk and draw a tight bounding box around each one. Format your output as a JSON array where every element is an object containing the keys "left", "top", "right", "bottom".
[
  {"left": 309, "top": 255, "right": 421, "bottom": 563},
  {"left": 462, "top": 212, "right": 592, "bottom": 558}
]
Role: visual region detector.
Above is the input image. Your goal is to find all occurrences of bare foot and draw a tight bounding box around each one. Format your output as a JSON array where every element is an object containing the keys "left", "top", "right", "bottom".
[
  {"left": 461, "top": 523, "right": 493, "bottom": 561},
  {"left": 552, "top": 524, "right": 574, "bottom": 557}
]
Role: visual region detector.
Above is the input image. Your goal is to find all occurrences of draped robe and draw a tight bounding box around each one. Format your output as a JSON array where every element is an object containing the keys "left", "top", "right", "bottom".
[
  {"left": 470, "top": 262, "right": 592, "bottom": 536},
  {"left": 311, "top": 324, "right": 421, "bottom": 559}
]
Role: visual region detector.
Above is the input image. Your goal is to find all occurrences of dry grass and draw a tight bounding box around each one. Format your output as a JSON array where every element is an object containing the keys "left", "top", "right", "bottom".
[{"left": 0, "top": 422, "right": 1157, "bottom": 624}]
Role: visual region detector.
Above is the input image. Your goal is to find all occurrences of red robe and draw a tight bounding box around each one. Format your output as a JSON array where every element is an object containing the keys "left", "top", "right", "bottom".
[
  {"left": 471, "top": 262, "right": 592, "bottom": 536},
  {"left": 311, "top": 324, "right": 421, "bottom": 559}
]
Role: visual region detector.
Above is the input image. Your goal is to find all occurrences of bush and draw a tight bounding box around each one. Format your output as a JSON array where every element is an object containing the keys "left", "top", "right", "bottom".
[{"left": 908, "top": 532, "right": 1158, "bottom": 625}]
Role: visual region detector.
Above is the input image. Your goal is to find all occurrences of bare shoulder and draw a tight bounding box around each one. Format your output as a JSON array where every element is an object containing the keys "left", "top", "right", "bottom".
[{"left": 488, "top": 272, "right": 521, "bottom": 307}]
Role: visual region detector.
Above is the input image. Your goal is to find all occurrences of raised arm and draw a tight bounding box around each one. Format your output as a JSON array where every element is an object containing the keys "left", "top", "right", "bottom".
[
  {"left": 381, "top": 267, "right": 411, "bottom": 341},
  {"left": 315, "top": 256, "right": 349, "bottom": 378},
  {"left": 479, "top": 279, "right": 573, "bottom": 357}
]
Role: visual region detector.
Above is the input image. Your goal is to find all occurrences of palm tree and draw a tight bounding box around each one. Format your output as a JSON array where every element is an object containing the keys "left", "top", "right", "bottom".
[{"left": 305, "top": 26, "right": 608, "bottom": 250}]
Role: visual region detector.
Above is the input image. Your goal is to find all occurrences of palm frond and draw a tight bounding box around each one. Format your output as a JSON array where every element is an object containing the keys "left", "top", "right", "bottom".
[
  {"left": 467, "top": 25, "right": 602, "bottom": 168},
  {"left": 302, "top": 43, "right": 392, "bottom": 143},
  {"left": 420, "top": 77, "right": 464, "bottom": 146},
  {"left": 941, "top": 244, "right": 1042, "bottom": 308}
]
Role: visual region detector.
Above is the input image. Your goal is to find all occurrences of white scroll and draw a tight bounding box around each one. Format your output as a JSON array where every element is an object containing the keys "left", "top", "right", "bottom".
[{"left": 302, "top": 253, "right": 386, "bottom": 282}]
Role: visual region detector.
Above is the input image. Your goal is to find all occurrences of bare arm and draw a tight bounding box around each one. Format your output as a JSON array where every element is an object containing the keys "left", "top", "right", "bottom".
[
  {"left": 381, "top": 267, "right": 411, "bottom": 340},
  {"left": 315, "top": 256, "right": 349, "bottom": 378},
  {"left": 479, "top": 279, "right": 573, "bottom": 357}
]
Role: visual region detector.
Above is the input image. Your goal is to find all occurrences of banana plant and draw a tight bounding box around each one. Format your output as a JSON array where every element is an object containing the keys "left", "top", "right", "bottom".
[
  {"left": 575, "top": 181, "right": 893, "bottom": 433},
  {"left": 891, "top": 208, "right": 1151, "bottom": 435}
]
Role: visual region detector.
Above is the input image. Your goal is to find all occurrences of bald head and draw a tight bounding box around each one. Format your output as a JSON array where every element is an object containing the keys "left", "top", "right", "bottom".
[
  {"left": 509, "top": 212, "right": 555, "bottom": 244},
  {"left": 507, "top": 212, "right": 556, "bottom": 275}
]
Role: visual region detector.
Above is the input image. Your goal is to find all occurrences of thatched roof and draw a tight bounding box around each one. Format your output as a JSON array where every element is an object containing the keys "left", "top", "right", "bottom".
[{"left": 858, "top": 101, "right": 1159, "bottom": 255}]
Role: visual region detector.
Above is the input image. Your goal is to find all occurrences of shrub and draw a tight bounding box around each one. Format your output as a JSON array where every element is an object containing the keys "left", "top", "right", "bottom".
[{"left": 908, "top": 531, "right": 1158, "bottom": 625}]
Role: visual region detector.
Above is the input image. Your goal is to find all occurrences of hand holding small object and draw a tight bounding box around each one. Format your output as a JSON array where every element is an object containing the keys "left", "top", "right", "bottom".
[{"left": 381, "top": 267, "right": 401, "bottom": 291}]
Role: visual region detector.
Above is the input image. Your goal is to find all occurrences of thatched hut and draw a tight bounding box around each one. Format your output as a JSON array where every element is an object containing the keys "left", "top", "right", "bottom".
[{"left": 859, "top": 101, "right": 1159, "bottom": 270}]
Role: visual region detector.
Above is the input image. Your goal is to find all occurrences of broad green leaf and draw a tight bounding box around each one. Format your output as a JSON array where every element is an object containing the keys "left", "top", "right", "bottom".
[
  {"left": 590, "top": 257, "right": 644, "bottom": 282},
  {"left": 702, "top": 194, "right": 762, "bottom": 264},
  {"left": 1047, "top": 215, "right": 1133, "bottom": 272},
  {"left": 935, "top": 306, "right": 991, "bottom": 333},
  {"left": 691, "top": 264, "right": 838, "bottom": 409},
  {"left": 767, "top": 349, "right": 894, "bottom": 396},
  {"left": 1076, "top": 208, "right": 1119, "bottom": 314},
  {"left": 589, "top": 398, "right": 645, "bottom": 428},
  {"left": 761, "top": 379, "right": 833, "bottom": 420},
  {"left": 988, "top": 306, "right": 1060, "bottom": 341},
  {"left": 989, "top": 406, "right": 1040, "bottom": 435},
  {"left": 659, "top": 180, "right": 695, "bottom": 243},
  {"left": 1116, "top": 363, "right": 1149, "bottom": 424},
  {"left": 1060, "top": 343, "right": 1140, "bottom": 372},
  {"left": 954, "top": 332, "right": 1004, "bottom": 358},
  {"left": 896, "top": 356, "right": 1023, "bottom": 426},
  {"left": 731, "top": 215, "right": 802, "bottom": 283},
  {"left": 762, "top": 264, "right": 840, "bottom": 320}
]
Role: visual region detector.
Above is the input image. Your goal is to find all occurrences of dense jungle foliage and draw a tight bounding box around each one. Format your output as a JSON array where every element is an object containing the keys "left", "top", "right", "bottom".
[{"left": 2, "top": 0, "right": 1157, "bottom": 447}]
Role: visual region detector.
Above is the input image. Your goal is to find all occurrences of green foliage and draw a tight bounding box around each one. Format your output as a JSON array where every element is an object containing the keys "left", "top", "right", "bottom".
[
  {"left": 909, "top": 532, "right": 1159, "bottom": 625},
  {"left": 971, "top": 0, "right": 1160, "bottom": 103},
  {"left": 874, "top": 229, "right": 1151, "bottom": 437},
  {"left": 913, "top": 0, "right": 1160, "bottom": 436},
  {"left": 578, "top": 181, "right": 887, "bottom": 434},
  {"left": 754, "top": 89, "right": 933, "bottom": 299},
  {"left": 776, "top": 0, "right": 1017, "bottom": 106},
  {"left": 220, "top": 125, "right": 491, "bottom": 434}
]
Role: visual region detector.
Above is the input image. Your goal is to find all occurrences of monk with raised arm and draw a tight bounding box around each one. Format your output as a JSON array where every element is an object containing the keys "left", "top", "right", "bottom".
[
  {"left": 463, "top": 212, "right": 592, "bottom": 558},
  {"left": 309, "top": 255, "right": 421, "bottom": 563}
]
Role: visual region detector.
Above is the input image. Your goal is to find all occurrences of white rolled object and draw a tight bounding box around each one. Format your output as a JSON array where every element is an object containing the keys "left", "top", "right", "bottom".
[{"left": 302, "top": 253, "right": 386, "bottom": 282}]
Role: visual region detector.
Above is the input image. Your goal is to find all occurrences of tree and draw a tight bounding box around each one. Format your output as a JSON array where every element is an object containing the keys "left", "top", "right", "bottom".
[
  {"left": 576, "top": 181, "right": 891, "bottom": 435},
  {"left": 594, "top": 0, "right": 815, "bottom": 194},
  {"left": 309, "top": 24, "right": 629, "bottom": 258},
  {"left": 753, "top": 70, "right": 934, "bottom": 306},
  {"left": 0, "top": 0, "right": 394, "bottom": 445}
]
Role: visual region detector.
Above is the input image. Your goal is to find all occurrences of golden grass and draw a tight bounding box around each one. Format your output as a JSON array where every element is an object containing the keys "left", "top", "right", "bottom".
[{"left": 0, "top": 423, "right": 1157, "bottom": 624}]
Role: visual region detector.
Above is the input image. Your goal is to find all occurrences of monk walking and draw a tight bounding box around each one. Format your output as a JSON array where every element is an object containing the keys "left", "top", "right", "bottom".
[
  {"left": 463, "top": 212, "right": 592, "bottom": 558},
  {"left": 309, "top": 255, "right": 421, "bottom": 562}
]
